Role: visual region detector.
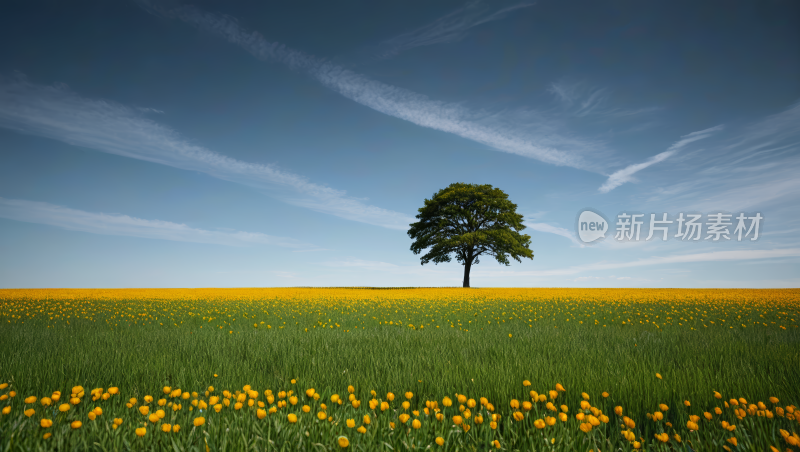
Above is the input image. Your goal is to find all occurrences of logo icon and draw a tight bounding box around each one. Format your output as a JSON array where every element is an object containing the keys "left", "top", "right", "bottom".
[{"left": 576, "top": 209, "right": 608, "bottom": 244}]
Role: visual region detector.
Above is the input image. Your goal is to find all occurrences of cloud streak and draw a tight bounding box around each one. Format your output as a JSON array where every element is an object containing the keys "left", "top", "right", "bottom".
[
  {"left": 140, "top": 2, "right": 603, "bottom": 171},
  {"left": 0, "top": 197, "right": 314, "bottom": 248},
  {"left": 599, "top": 125, "right": 724, "bottom": 193},
  {"left": 0, "top": 76, "right": 413, "bottom": 230},
  {"left": 643, "top": 100, "right": 800, "bottom": 214},
  {"left": 319, "top": 248, "right": 800, "bottom": 282},
  {"left": 476, "top": 247, "right": 800, "bottom": 277},
  {"left": 371, "top": 0, "right": 535, "bottom": 60},
  {"left": 548, "top": 79, "right": 662, "bottom": 119},
  {"left": 524, "top": 222, "right": 582, "bottom": 246}
]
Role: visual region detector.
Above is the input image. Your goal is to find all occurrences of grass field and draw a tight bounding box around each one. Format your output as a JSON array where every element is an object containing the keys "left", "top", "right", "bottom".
[{"left": 0, "top": 288, "right": 798, "bottom": 451}]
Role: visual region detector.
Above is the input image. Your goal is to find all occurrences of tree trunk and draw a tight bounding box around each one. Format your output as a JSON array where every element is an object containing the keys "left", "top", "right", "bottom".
[{"left": 463, "top": 259, "right": 471, "bottom": 288}]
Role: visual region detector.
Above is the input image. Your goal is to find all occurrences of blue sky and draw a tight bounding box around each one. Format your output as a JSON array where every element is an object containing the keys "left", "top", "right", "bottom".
[{"left": 1, "top": 0, "right": 798, "bottom": 288}]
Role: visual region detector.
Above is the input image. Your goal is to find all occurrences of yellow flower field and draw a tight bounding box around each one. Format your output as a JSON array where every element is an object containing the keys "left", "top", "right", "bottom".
[{"left": 0, "top": 288, "right": 798, "bottom": 451}]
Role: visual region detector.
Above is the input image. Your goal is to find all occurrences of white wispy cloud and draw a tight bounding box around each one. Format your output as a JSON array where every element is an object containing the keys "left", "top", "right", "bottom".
[
  {"left": 0, "top": 76, "right": 413, "bottom": 230},
  {"left": 599, "top": 125, "right": 724, "bottom": 193},
  {"left": 139, "top": 2, "right": 605, "bottom": 171},
  {"left": 524, "top": 222, "right": 582, "bottom": 246},
  {"left": 0, "top": 197, "right": 313, "bottom": 248},
  {"left": 645, "top": 100, "right": 800, "bottom": 213},
  {"left": 318, "top": 248, "right": 800, "bottom": 282},
  {"left": 371, "top": 0, "right": 535, "bottom": 60},
  {"left": 475, "top": 247, "right": 800, "bottom": 277},
  {"left": 548, "top": 79, "right": 662, "bottom": 119}
]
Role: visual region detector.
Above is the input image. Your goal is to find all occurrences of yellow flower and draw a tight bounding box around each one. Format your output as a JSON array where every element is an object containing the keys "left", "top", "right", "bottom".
[
  {"left": 287, "top": 414, "right": 297, "bottom": 423},
  {"left": 135, "top": 427, "right": 146, "bottom": 437},
  {"left": 579, "top": 422, "right": 592, "bottom": 433},
  {"left": 162, "top": 423, "right": 172, "bottom": 432},
  {"left": 114, "top": 418, "right": 123, "bottom": 426},
  {"left": 523, "top": 380, "right": 531, "bottom": 386},
  {"left": 43, "top": 433, "right": 52, "bottom": 439},
  {"left": 493, "top": 440, "right": 501, "bottom": 449},
  {"left": 257, "top": 409, "right": 266, "bottom": 419},
  {"left": 59, "top": 403, "right": 71, "bottom": 413},
  {"left": 71, "top": 420, "right": 82, "bottom": 429},
  {"left": 363, "top": 414, "right": 371, "bottom": 425},
  {"left": 522, "top": 401, "right": 532, "bottom": 411},
  {"left": 25, "top": 396, "right": 37, "bottom": 404},
  {"left": 40, "top": 419, "right": 53, "bottom": 428},
  {"left": 194, "top": 417, "right": 205, "bottom": 427},
  {"left": 656, "top": 373, "right": 662, "bottom": 379},
  {"left": 139, "top": 406, "right": 149, "bottom": 416},
  {"left": 727, "top": 437, "right": 738, "bottom": 447},
  {"left": 555, "top": 383, "right": 566, "bottom": 392},
  {"left": 684, "top": 400, "right": 691, "bottom": 407},
  {"left": 24, "top": 408, "right": 35, "bottom": 417},
  {"left": 338, "top": 436, "right": 349, "bottom": 448},
  {"left": 513, "top": 411, "right": 524, "bottom": 421},
  {"left": 357, "top": 426, "right": 366, "bottom": 434},
  {"left": 412, "top": 419, "right": 421, "bottom": 429},
  {"left": 452, "top": 415, "right": 462, "bottom": 425},
  {"left": 602, "top": 392, "right": 609, "bottom": 398},
  {"left": 615, "top": 406, "right": 623, "bottom": 416},
  {"left": 435, "top": 437, "right": 445, "bottom": 446},
  {"left": 346, "top": 418, "right": 355, "bottom": 428},
  {"left": 88, "top": 411, "right": 97, "bottom": 421},
  {"left": 442, "top": 396, "right": 452, "bottom": 407},
  {"left": 581, "top": 392, "right": 590, "bottom": 400},
  {"left": 172, "top": 424, "right": 180, "bottom": 433},
  {"left": 533, "top": 418, "right": 545, "bottom": 429}
]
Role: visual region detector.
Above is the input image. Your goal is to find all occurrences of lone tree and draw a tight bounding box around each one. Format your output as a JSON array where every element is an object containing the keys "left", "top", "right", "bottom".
[{"left": 408, "top": 183, "right": 534, "bottom": 288}]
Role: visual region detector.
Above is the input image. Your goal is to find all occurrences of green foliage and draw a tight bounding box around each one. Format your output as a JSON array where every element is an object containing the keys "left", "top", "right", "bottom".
[{"left": 408, "top": 183, "right": 534, "bottom": 286}]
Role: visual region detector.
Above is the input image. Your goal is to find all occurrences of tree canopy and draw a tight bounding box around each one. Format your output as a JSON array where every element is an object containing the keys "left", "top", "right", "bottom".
[{"left": 408, "top": 183, "right": 533, "bottom": 287}]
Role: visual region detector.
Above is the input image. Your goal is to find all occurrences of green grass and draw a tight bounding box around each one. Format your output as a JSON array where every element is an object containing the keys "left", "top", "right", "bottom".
[{"left": 0, "top": 288, "right": 798, "bottom": 451}]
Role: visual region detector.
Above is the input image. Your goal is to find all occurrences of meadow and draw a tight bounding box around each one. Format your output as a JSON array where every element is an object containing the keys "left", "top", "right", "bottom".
[{"left": 0, "top": 288, "right": 798, "bottom": 451}]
